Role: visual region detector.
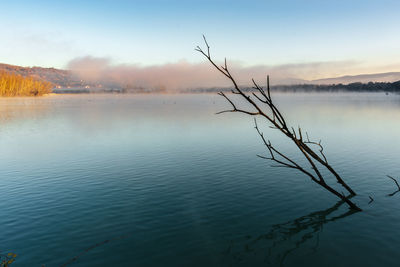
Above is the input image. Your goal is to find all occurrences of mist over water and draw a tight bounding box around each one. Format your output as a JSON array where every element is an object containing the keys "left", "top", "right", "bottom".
[
  {"left": 67, "top": 57, "right": 363, "bottom": 91},
  {"left": 1, "top": 93, "right": 400, "bottom": 266}
]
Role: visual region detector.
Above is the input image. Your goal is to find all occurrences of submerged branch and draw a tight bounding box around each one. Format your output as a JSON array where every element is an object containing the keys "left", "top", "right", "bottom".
[
  {"left": 59, "top": 235, "right": 126, "bottom": 267},
  {"left": 386, "top": 175, "right": 400, "bottom": 197},
  {"left": 387, "top": 175, "right": 400, "bottom": 191}
]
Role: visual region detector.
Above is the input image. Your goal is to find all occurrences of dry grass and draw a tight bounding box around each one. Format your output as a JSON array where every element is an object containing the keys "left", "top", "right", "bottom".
[{"left": 0, "top": 71, "right": 53, "bottom": 96}]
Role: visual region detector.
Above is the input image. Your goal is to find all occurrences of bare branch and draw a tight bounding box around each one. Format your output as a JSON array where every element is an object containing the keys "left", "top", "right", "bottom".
[
  {"left": 304, "top": 138, "right": 328, "bottom": 164},
  {"left": 196, "top": 36, "right": 361, "bottom": 211},
  {"left": 216, "top": 92, "right": 260, "bottom": 115},
  {"left": 254, "top": 119, "right": 320, "bottom": 184},
  {"left": 60, "top": 235, "right": 126, "bottom": 267},
  {"left": 387, "top": 175, "right": 400, "bottom": 191},
  {"left": 386, "top": 175, "right": 400, "bottom": 196},
  {"left": 368, "top": 196, "right": 374, "bottom": 204}
]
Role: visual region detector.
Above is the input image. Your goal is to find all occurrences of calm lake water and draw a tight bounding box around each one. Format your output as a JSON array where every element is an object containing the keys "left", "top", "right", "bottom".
[{"left": 1, "top": 93, "right": 400, "bottom": 266}]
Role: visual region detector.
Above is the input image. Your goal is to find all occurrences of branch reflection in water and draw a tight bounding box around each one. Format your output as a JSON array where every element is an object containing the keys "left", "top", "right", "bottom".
[{"left": 223, "top": 198, "right": 359, "bottom": 266}]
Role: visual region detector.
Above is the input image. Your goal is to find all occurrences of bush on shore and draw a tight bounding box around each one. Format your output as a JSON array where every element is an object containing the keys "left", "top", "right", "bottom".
[{"left": 0, "top": 71, "right": 53, "bottom": 96}]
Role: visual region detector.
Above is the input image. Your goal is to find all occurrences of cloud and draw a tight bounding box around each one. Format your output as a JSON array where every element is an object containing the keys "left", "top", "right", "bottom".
[
  {"left": 66, "top": 56, "right": 360, "bottom": 90},
  {"left": 68, "top": 57, "right": 111, "bottom": 81}
]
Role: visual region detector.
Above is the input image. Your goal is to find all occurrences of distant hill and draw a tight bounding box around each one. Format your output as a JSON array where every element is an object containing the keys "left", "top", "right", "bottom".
[
  {"left": 0, "top": 63, "right": 86, "bottom": 88},
  {"left": 310, "top": 72, "right": 400, "bottom": 85},
  {"left": 1, "top": 62, "right": 400, "bottom": 93}
]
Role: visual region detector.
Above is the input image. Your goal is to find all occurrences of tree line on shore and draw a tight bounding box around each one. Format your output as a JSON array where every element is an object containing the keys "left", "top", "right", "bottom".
[
  {"left": 269, "top": 81, "right": 400, "bottom": 92},
  {"left": 188, "top": 80, "right": 400, "bottom": 93}
]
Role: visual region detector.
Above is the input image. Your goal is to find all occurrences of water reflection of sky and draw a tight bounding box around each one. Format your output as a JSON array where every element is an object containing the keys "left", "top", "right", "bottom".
[{"left": 1, "top": 93, "right": 400, "bottom": 266}]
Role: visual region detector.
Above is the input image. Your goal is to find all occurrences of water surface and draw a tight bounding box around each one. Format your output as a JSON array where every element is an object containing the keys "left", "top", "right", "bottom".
[{"left": 1, "top": 93, "right": 400, "bottom": 266}]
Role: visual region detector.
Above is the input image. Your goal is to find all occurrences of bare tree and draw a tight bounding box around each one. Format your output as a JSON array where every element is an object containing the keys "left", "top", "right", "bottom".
[{"left": 196, "top": 36, "right": 361, "bottom": 211}]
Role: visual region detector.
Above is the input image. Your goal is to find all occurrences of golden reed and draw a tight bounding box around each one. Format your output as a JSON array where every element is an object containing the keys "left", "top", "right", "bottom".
[{"left": 0, "top": 71, "right": 53, "bottom": 96}]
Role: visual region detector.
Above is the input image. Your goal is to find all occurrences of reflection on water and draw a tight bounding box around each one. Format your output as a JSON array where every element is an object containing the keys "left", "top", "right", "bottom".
[
  {"left": 0, "top": 97, "right": 52, "bottom": 124},
  {"left": 223, "top": 198, "right": 358, "bottom": 266},
  {"left": 1, "top": 93, "right": 400, "bottom": 266}
]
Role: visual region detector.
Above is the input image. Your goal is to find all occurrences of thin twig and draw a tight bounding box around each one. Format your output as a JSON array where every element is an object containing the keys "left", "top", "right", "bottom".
[
  {"left": 387, "top": 175, "right": 400, "bottom": 191},
  {"left": 368, "top": 196, "right": 374, "bottom": 204},
  {"left": 59, "top": 235, "right": 126, "bottom": 267}
]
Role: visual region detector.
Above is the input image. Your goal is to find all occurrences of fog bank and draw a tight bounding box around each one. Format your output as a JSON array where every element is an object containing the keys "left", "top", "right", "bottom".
[{"left": 67, "top": 56, "right": 357, "bottom": 91}]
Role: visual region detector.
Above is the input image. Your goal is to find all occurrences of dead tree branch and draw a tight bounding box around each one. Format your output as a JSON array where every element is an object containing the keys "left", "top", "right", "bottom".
[
  {"left": 387, "top": 175, "right": 400, "bottom": 197},
  {"left": 387, "top": 175, "right": 400, "bottom": 190},
  {"left": 59, "top": 235, "right": 126, "bottom": 267},
  {"left": 368, "top": 196, "right": 374, "bottom": 204},
  {"left": 196, "top": 36, "right": 361, "bottom": 211}
]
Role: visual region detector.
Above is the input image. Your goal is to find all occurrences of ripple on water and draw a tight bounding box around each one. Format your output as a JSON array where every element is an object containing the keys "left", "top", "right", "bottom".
[{"left": 0, "top": 93, "right": 400, "bottom": 266}]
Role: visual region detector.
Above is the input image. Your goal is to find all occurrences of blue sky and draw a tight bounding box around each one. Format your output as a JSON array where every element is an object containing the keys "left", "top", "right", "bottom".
[{"left": 2, "top": 0, "right": 400, "bottom": 78}]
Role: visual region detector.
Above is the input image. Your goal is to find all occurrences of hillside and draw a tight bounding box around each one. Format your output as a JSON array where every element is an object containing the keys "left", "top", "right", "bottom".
[
  {"left": 0, "top": 63, "right": 85, "bottom": 88},
  {"left": 311, "top": 72, "right": 400, "bottom": 85},
  {"left": 1, "top": 62, "right": 400, "bottom": 93}
]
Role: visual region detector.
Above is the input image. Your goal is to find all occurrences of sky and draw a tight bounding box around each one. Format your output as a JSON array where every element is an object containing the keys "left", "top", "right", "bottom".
[{"left": 2, "top": 0, "right": 400, "bottom": 83}]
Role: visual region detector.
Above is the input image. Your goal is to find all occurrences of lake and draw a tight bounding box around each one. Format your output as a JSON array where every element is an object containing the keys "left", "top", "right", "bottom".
[{"left": 1, "top": 93, "right": 400, "bottom": 266}]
